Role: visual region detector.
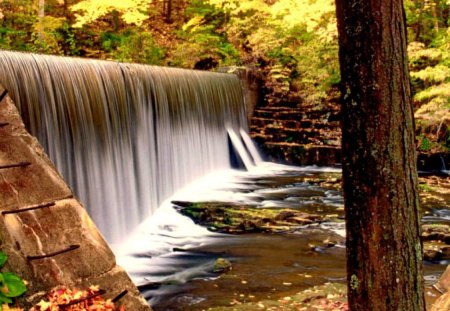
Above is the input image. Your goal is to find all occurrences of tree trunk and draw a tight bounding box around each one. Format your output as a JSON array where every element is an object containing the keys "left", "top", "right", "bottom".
[
  {"left": 166, "top": 0, "right": 173, "bottom": 23},
  {"left": 35, "top": 0, "right": 45, "bottom": 47},
  {"left": 431, "top": 2, "right": 440, "bottom": 33},
  {"left": 334, "top": 0, "right": 425, "bottom": 310},
  {"left": 413, "top": 0, "right": 424, "bottom": 41},
  {"left": 38, "top": 0, "right": 45, "bottom": 18}
]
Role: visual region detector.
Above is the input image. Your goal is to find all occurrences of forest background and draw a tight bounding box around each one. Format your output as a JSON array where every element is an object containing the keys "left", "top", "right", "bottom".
[{"left": 0, "top": 0, "right": 448, "bottom": 153}]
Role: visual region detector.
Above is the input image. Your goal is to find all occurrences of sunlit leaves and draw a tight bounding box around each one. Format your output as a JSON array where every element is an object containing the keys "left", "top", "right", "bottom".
[
  {"left": 71, "top": 0, "right": 151, "bottom": 28},
  {"left": 0, "top": 253, "right": 7, "bottom": 268},
  {"left": 205, "top": 0, "right": 336, "bottom": 40},
  {"left": 182, "top": 15, "right": 204, "bottom": 32},
  {"left": 30, "top": 286, "right": 120, "bottom": 311},
  {"left": 0, "top": 273, "right": 26, "bottom": 298},
  {"left": 270, "top": 0, "right": 336, "bottom": 41},
  {"left": 0, "top": 252, "right": 26, "bottom": 311}
]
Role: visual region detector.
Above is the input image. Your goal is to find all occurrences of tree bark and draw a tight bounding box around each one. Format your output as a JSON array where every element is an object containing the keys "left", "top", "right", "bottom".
[
  {"left": 334, "top": 0, "right": 425, "bottom": 310},
  {"left": 166, "top": 0, "right": 173, "bottom": 23}
]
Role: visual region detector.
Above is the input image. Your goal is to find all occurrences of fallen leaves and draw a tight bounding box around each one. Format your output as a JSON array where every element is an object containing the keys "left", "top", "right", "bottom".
[{"left": 30, "top": 286, "right": 124, "bottom": 311}]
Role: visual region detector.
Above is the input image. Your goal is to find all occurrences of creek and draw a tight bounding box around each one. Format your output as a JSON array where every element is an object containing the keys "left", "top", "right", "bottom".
[{"left": 117, "top": 163, "right": 448, "bottom": 310}]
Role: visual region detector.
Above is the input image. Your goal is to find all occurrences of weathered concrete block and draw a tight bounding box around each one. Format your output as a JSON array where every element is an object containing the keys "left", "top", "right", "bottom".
[
  {"left": 0, "top": 95, "right": 29, "bottom": 137},
  {"left": 0, "top": 138, "right": 72, "bottom": 209},
  {"left": 1, "top": 199, "right": 116, "bottom": 287},
  {"left": 78, "top": 266, "right": 151, "bottom": 311}
]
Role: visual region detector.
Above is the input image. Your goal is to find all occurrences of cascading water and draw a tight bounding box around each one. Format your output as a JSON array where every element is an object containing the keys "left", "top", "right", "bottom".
[{"left": 0, "top": 50, "right": 248, "bottom": 243}]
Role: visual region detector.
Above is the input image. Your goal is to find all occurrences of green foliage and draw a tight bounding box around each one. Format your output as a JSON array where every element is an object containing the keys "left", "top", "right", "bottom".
[
  {"left": 178, "top": 0, "right": 339, "bottom": 103},
  {"left": 409, "top": 30, "right": 450, "bottom": 109},
  {"left": 419, "top": 136, "right": 432, "bottom": 151},
  {"left": 170, "top": 1, "right": 240, "bottom": 68},
  {"left": 0, "top": 251, "right": 26, "bottom": 310},
  {"left": 408, "top": 19, "right": 450, "bottom": 151},
  {"left": 418, "top": 183, "right": 434, "bottom": 192},
  {"left": 411, "top": 64, "right": 450, "bottom": 85},
  {"left": 415, "top": 83, "right": 450, "bottom": 103},
  {"left": 58, "top": 22, "right": 82, "bottom": 56},
  {"left": 31, "top": 16, "right": 65, "bottom": 54},
  {"left": 105, "top": 30, "right": 166, "bottom": 64},
  {"left": 0, "top": 0, "right": 35, "bottom": 51},
  {"left": 71, "top": 0, "right": 151, "bottom": 28},
  {"left": 405, "top": 0, "right": 449, "bottom": 43}
]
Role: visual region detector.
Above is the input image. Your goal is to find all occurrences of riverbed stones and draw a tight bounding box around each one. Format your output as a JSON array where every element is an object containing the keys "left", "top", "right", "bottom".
[
  {"left": 173, "top": 200, "right": 327, "bottom": 234},
  {"left": 213, "top": 258, "right": 232, "bottom": 273},
  {"left": 0, "top": 86, "right": 151, "bottom": 310}
]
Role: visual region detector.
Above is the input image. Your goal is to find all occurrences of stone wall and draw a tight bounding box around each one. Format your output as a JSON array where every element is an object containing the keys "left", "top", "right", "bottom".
[
  {"left": 0, "top": 86, "right": 151, "bottom": 310},
  {"left": 219, "top": 66, "right": 262, "bottom": 124}
]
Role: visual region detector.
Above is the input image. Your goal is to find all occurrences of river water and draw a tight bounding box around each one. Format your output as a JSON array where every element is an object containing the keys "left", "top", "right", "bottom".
[{"left": 117, "top": 162, "right": 447, "bottom": 310}]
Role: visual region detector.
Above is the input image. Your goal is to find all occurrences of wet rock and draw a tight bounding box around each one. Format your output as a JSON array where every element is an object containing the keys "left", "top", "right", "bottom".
[
  {"left": 422, "top": 224, "right": 450, "bottom": 242},
  {"left": 421, "top": 226, "right": 450, "bottom": 261},
  {"left": 435, "top": 265, "right": 450, "bottom": 293},
  {"left": 424, "top": 245, "right": 443, "bottom": 261},
  {"left": 431, "top": 291, "right": 450, "bottom": 311},
  {"left": 275, "top": 211, "right": 296, "bottom": 221},
  {"left": 213, "top": 258, "right": 232, "bottom": 273},
  {"left": 323, "top": 238, "right": 338, "bottom": 248},
  {"left": 234, "top": 220, "right": 258, "bottom": 232},
  {"left": 287, "top": 216, "right": 314, "bottom": 225},
  {"left": 175, "top": 201, "right": 326, "bottom": 234},
  {"left": 442, "top": 247, "right": 450, "bottom": 259}
]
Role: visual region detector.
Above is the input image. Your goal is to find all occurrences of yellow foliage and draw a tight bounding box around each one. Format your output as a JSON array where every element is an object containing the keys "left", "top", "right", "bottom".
[
  {"left": 1, "top": 304, "right": 24, "bottom": 311},
  {"left": 71, "top": 0, "right": 150, "bottom": 28},
  {"left": 270, "top": 0, "right": 336, "bottom": 41},
  {"left": 411, "top": 65, "right": 450, "bottom": 84},
  {"left": 182, "top": 15, "right": 204, "bottom": 32},
  {"left": 206, "top": 0, "right": 336, "bottom": 41},
  {"left": 208, "top": 0, "right": 268, "bottom": 15},
  {"left": 415, "top": 82, "right": 450, "bottom": 103}
]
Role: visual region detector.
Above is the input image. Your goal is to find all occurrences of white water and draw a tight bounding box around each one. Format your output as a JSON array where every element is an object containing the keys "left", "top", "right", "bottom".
[
  {"left": 0, "top": 50, "right": 247, "bottom": 243},
  {"left": 114, "top": 160, "right": 344, "bottom": 306}
]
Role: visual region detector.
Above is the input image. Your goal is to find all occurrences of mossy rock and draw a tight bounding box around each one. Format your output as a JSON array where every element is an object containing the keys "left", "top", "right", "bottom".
[
  {"left": 213, "top": 258, "right": 232, "bottom": 273},
  {"left": 172, "top": 201, "right": 325, "bottom": 234}
]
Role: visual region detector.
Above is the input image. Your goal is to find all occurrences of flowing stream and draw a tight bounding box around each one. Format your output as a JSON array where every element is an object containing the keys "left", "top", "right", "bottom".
[{"left": 116, "top": 162, "right": 447, "bottom": 310}]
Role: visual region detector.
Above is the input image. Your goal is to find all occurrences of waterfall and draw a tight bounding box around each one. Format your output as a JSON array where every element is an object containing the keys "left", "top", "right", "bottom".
[{"left": 0, "top": 50, "right": 248, "bottom": 243}]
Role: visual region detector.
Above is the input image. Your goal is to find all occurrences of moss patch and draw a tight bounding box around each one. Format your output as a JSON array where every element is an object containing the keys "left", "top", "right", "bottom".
[{"left": 172, "top": 201, "right": 337, "bottom": 234}]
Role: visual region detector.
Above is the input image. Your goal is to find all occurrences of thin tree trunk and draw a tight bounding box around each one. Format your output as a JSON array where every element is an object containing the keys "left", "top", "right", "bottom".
[
  {"left": 36, "top": 0, "right": 45, "bottom": 46},
  {"left": 334, "top": 0, "right": 425, "bottom": 310},
  {"left": 166, "top": 0, "right": 173, "bottom": 23},
  {"left": 63, "top": 0, "right": 68, "bottom": 18},
  {"left": 413, "top": 0, "right": 424, "bottom": 41},
  {"left": 38, "top": 0, "right": 45, "bottom": 18},
  {"left": 431, "top": 2, "right": 440, "bottom": 32}
]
